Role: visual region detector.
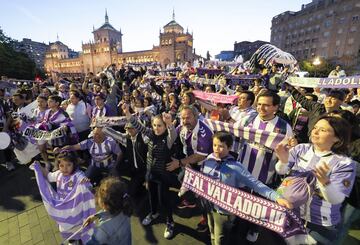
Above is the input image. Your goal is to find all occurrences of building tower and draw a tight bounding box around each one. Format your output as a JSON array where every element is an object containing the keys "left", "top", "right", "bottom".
[{"left": 159, "top": 10, "right": 193, "bottom": 66}]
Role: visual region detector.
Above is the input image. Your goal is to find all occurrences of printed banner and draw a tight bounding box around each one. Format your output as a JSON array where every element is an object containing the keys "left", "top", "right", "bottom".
[
  {"left": 91, "top": 116, "right": 127, "bottom": 127},
  {"left": 181, "top": 167, "right": 307, "bottom": 238},
  {"left": 193, "top": 90, "right": 238, "bottom": 104},
  {"left": 23, "top": 126, "right": 66, "bottom": 140},
  {"left": 204, "top": 119, "right": 286, "bottom": 150},
  {"left": 287, "top": 76, "right": 360, "bottom": 88}
]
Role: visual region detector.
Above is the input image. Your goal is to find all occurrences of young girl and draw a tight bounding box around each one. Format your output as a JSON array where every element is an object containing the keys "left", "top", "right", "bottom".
[
  {"left": 122, "top": 103, "right": 178, "bottom": 239},
  {"left": 32, "top": 151, "right": 96, "bottom": 245},
  {"left": 83, "top": 177, "right": 132, "bottom": 245}
]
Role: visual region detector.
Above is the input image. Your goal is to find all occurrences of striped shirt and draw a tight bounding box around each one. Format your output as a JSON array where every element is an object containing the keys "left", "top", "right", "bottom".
[
  {"left": 177, "top": 119, "right": 213, "bottom": 157},
  {"left": 47, "top": 170, "right": 86, "bottom": 200},
  {"left": 276, "top": 144, "right": 356, "bottom": 226},
  {"left": 238, "top": 115, "right": 293, "bottom": 184},
  {"left": 80, "top": 137, "right": 121, "bottom": 168},
  {"left": 91, "top": 105, "right": 112, "bottom": 119}
]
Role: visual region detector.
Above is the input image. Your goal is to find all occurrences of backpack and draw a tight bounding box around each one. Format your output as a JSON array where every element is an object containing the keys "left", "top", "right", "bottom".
[{"left": 277, "top": 170, "right": 316, "bottom": 208}]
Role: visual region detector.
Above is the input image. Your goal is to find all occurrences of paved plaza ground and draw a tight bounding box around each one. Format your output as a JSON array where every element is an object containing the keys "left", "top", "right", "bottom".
[{"left": 0, "top": 163, "right": 359, "bottom": 245}]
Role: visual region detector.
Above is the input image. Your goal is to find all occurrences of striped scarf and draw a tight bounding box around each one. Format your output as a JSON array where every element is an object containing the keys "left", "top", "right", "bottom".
[
  {"left": 33, "top": 163, "right": 96, "bottom": 243},
  {"left": 203, "top": 119, "right": 286, "bottom": 150}
]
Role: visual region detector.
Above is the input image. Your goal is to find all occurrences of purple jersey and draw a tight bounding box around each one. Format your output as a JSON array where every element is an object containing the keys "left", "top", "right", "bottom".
[
  {"left": 91, "top": 105, "right": 112, "bottom": 119},
  {"left": 285, "top": 144, "right": 356, "bottom": 226},
  {"left": 80, "top": 136, "right": 121, "bottom": 168},
  {"left": 47, "top": 170, "right": 86, "bottom": 200},
  {"left": 178, "top": 119, "right": 213, "bottom": 158},
  {"left": 238, "top": 115, "right": 293, "bottom": 184}
]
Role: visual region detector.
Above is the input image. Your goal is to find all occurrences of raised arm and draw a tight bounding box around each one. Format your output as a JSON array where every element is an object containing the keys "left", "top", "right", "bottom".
[
  {"left": 122, "top": 103, "right": 153, "bottom": 137},
  {"left": 102, "top": 127, "right": 127, "bottom": 147},
  {"left": 163, "top": 112, "right": 177, "bottom": 148}
]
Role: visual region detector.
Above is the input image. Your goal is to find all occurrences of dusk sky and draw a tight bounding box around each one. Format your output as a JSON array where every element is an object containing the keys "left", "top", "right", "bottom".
[{"left": 1, "top": 0, "right": 312, "bottom": 57}]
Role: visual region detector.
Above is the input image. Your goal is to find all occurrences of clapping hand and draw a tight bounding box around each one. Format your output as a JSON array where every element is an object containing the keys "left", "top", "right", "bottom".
[
  {"left": 162, "top": 112, "right": 173, "bottom": 126},
  {"left": 314, "top": 162, "right": 330, "bottom": 186},
  {"left": 275, "top": 142, "right": 290, "bottom": 164}
]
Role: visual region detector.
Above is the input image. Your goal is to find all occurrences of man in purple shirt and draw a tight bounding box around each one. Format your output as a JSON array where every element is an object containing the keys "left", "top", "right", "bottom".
[{"left": 166, "top": 105, "right": 213, "bottom": 232}]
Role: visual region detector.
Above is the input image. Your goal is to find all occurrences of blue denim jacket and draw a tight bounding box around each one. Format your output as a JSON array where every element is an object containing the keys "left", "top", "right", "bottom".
[{"left": 86, "top": 210, "right": 131, "bottom": 245}]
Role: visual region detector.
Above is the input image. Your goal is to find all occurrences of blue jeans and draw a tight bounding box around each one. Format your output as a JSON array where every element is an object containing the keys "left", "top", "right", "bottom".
[
  {"left": 306, "top": 222, "right": 340, "bottom": 245},
  {"left": 335, "top": 203, "right": 360, "bottom": 245},
  {"left": 85, "top": 164, "right": 116, "bottom": 185}
]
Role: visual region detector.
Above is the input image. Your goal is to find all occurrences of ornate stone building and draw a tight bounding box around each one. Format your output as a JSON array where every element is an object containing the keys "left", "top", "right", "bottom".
[{"left": 45, "top": 11, "right": 198, "bottom": 79}]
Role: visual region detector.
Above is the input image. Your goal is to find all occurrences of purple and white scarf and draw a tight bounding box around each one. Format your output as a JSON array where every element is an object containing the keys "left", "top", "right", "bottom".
[{"left": 33, "top": 163, "right": 96, "bottom": 243}]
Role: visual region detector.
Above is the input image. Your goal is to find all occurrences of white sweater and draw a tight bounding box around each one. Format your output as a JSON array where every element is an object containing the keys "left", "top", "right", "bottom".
[{"left": 66, "top": 100, "right": 90, "bottom": 133}]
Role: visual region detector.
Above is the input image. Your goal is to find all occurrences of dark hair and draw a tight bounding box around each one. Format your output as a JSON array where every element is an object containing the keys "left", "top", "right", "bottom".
[
  {"left": 144, "top": 96, "right": 152, "bottom": 105},
  {"left": 256, "top": 90, "right": 280, "bottom": 106},
  {"left": 326, "top": 110, "right": 360, "bottom": 141},
  {"left": 314, "top": 116, "right": 351, "bottom": 155},
  {"left": 37, "top": 95, "right": 48, "bottom": 101},
  {"left": 13, "top": 93, "right": 24, "bottom": 100},
  {"left": 304, "top": 93, "right": 318, "bottom": 102},
  {"left": 56, "top": 151, "right": 79, "bottom": 174},
  {"left": 240, "top": 91, "right": 255, "bottom": 105},
  {"left": 327, "top": 90, "right": 345, "bottom": 101},
  {"left": 183, "top": 91, "right": 196, "bottom": 105},
  {"left": 96, "top": 177, "right": 132, "bottom": 216},
  {"left": 48, "top": 95, "right": 63, "bottom": 105},
  {"left": 213, "top": 131, "right": 233, "bottom": 148},
  {"left": 70, "top": 89, "right": 81, "bottom": 99}
]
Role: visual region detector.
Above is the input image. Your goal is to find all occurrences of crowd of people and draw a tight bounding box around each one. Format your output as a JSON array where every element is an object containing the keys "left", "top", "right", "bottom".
[{"left": 0, "top": 60, "right": 359, "bottom": 245}]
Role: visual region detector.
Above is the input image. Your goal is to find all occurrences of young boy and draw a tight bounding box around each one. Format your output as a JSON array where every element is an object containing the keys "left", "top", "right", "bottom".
[{"left": 201, "top": 131, "right": 292, "bottom": 245}]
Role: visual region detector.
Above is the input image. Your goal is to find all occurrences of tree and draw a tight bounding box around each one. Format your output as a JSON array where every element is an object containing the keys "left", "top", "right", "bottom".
[{"left": 0, "top": 27, "right": 37, "bottom": 79}]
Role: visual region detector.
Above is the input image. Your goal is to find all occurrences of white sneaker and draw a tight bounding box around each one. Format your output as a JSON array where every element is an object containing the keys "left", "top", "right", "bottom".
[
  {"left": 142, "top": 213, "right": 159, "bottom": 226},
  {"left": 164, "top": 222, "right": 175, "bottom": 239},
  {"left": 5, "top": 162, "right": 15, "bottom": 171},
  {"left": 246, "top": 230, "right": 259, "bottom": 242}
]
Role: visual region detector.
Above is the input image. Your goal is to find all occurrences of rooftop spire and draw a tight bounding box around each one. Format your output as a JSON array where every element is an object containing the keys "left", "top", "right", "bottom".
[
  {"left": 172, "top": 8, "right": 175, "bottom": 21},
  {"left": 56, "top": 33, "right": 59, "bottom": 41},
  {"left": 105, "top": 8, "right": 109, "bottom": 23}
]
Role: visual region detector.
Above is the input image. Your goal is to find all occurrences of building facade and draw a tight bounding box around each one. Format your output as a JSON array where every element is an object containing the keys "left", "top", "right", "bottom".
[
  {"left": 233, "top": 40, "right": 268, "bottom": 61},
  {"left": 45, "top": 11, "right": 197, "bottom": 79},
  {"left": 13, "top": 38, "right": 49, "bottom": 69},
  {"left": 270, "top": 0, "right": 360, "bottom": 67}
]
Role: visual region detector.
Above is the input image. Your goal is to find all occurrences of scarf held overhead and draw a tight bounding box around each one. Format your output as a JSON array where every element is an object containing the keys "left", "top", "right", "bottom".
[
  {"left": 193, "top": 90, "right": 238, "bottom": 104},
  {"left": 203, "top": 119, "right": 287, "bottom": 150},
  {"left": 287, "top": 75, "right": 360, "bottom": 88},
  {"left": 23, "top": 126, "right": 66, "bottom": 140}
]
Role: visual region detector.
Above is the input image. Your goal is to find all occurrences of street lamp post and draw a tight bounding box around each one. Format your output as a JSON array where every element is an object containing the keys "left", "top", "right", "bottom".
[{"left": 312, "top": 57, "right": 321, "bottom": 77}]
